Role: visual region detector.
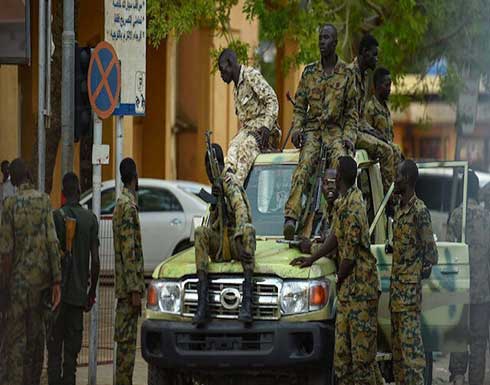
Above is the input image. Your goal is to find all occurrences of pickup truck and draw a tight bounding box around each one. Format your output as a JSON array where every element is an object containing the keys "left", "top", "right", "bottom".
[{"left": 141, "top": 150, "right": 470, "bottom": 385}]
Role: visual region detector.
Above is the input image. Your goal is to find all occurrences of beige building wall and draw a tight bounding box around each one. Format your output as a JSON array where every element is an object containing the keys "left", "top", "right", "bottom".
[{"left": 0, "top": 65, "right": 21, "bottom": 162}]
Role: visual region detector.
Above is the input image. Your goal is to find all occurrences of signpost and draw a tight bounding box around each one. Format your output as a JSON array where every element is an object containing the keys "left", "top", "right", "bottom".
[{"left": 87, "top": 40, "right": 121, "bottom": 385}]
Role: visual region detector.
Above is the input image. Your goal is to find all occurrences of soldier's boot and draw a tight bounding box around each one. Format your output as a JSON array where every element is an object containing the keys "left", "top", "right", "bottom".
[
  {"left": 283, "top": 217, "right": 296, "bottom": 240},
  {"left": 192, "top": 271, "right": 209, "bottom": 327},
  {"left": 238, "top": 271, "right": 254, "bottom": 324},
  {"left": 453, "top": 375, "right": 464, "bottom": 385}
]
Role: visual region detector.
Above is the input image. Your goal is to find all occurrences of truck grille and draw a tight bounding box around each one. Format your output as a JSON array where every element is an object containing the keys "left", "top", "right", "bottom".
[{"left": 182, "top": 277, "right": 282, "bottom": 320}]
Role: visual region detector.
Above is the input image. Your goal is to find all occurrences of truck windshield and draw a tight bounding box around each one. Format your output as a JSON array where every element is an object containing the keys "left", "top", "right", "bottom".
[{"left": 246, "top": 165, "right": 295, "bottom": 236}]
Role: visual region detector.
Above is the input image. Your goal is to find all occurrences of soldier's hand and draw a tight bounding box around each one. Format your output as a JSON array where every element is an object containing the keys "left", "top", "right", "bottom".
[
  {"left": 131, "top": 291, "right": 142, "bottom": 315},
  {"left": 51, "top": 283, "right": 61, "bottom": 311},
  {"left": 291, "top": 131, "right": 303, "bottom": 148},
  {"left": 290, "top": 256, "right": 314, "bottom": 268},
  {"left": 259, "top": 126, "right": 270, "bottom": 152},
  {"left": 343, "top": 139, "right": 355, "bottom": 153},
  {"left": 212, "top": 184, "right": 223, "bottom": 197},
  {"left": 299, "top": 238, "right": 312, "bottom": 254}
]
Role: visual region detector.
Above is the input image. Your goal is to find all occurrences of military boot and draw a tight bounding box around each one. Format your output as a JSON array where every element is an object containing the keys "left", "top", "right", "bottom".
[
  {"left": 283, "top": 217, "right": 296, "bottom": 240},
  {"left": 238, "top": 271, "right": 254, "bottom": 324},
  {"left": 192, "top": 271, "right": 209, "bottom": 326}
]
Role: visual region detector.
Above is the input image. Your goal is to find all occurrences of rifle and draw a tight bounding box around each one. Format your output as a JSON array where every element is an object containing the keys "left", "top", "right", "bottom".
[
  {"left": 300, "top": 142, "right": 329, "bottom": 238},
  {"left": 204, "top": 131, "right": 231, "bottom": 261},
  {"left": 281, "top": 91, "right": 303, "bottom": 151}
]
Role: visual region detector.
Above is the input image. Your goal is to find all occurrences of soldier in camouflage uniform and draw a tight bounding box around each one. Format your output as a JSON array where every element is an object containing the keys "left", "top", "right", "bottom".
[
  {"left": 193, "top": 143, "right": 256, "bottom": 326},
  {"left": 283, "top": 24, "right": 359, "bottom": 240},
  {"left": 113, "top": 158, "right": 145, "bottom": 385},
  {"left": 365, "top": 67, "right": 403, "bottom": 169},
  {"left": 48, "top": 172, "right": 100, "bottom": 385},
  {"left": 448, "top": 172, "right": 490, "bottom": 385},
  {"left": 291, "top": 156, "right": 379, "bottom": 385},
  {"left": 218, "top": 48, "right": 280, "bottom": 186},
  {"left": 0, "top": 158, "right": 62, "bottom": 385},
  {"left": 348, "top": 35, "right": 395, "bottom": 195},
  {"left": 391, "top": 160, "right": 438, "bottom": 385}
]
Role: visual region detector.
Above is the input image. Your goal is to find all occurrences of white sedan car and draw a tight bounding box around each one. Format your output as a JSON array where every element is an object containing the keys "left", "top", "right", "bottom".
[{"left": 80, "top": 179, "right": 209, "bottom": 274}]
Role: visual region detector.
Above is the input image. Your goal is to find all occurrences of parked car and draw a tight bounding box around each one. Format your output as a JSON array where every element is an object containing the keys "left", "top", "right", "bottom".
[{"left": 80, "top": 179, "right": 209, "bottom": 274}]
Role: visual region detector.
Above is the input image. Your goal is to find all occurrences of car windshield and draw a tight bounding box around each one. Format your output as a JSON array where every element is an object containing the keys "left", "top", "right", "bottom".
[{"left": 245, "top": 165, "right": 295, "bottom": 236}]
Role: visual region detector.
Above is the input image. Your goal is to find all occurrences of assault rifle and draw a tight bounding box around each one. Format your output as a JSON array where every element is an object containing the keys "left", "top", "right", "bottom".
[{"left": 204, "top": 130, "right": 231, "bottom": 260}]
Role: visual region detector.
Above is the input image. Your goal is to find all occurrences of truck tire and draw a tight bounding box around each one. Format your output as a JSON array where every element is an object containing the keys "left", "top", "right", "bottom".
[{"left": 424, "top": 352, "right": 433, "bottom": 385}]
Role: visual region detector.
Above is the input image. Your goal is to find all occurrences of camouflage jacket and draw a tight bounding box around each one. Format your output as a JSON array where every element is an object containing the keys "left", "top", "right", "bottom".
[
  {"left": 234, "top": 65, "right": 279, "bottom": 133},
  {"left": 448, "top": 199, "right": 490, "bottom": 304},
  {"left": 209, "top": 172, "right": 253, "bottom": 240},
  {"left": 291, "top": 57, "right": 358, "bottom": 141},
  {"left": 391, "top": 195, "right": 438, "bottom": 312},
  {"left": 0, "top": 183, "right": 61, "bottom": 297},
  {"left": 113, "top": 187, "right": 145, "bottom": 299},
  {"left": 332, "top": 186, "right": 379, "bottom": 302},
  {"left": 365, "top": 95, "right": 393, "bottom": 142}
]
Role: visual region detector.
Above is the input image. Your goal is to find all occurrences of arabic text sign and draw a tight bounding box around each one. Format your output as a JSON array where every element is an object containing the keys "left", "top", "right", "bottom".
[{"left": 105, "top": 0, "right": 146, "bottom": 115}]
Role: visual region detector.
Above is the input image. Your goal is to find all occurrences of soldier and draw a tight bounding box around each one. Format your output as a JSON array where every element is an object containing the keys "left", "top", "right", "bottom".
[
  {"left": 48, "top": 172, "right": 100, "bottom": 385},
  {"left": 391, "top": 160, "right": 438, "bottom": 385},
  {"left": 291, "top": 156, "right": 379, "bottom": 385},
  {"left": 448, "top": 171, "right": 490, "bottom": 385},
  {"left": 0, "top": 158, "right": 62, "bottom": 385},
  {"left": 365, "top": 67, "right": 403, "bottom": 168},
  {"left": 348, "top": 34, "right": 395, "bottom": 195},
  {"left": 193, "top": 143, "right": 256, "bottom": 326},
  {"left": 113, "top": 158, "right": 145, "bottom": 385},
  {"left": 218, "top": 48, "right": 280, "bottom": 186},
  {"left": 283, "top": 23, "right": 358, "bottom": 240}
]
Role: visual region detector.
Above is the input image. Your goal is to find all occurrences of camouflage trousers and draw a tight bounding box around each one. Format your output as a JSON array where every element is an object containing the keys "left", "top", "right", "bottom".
[
  {"left": 356, "top": 132, "right": 394, "bottom": 194},
  {"left": 392, "top": 310, "right": 425, "bottom": 385},
  {"left": 5, "top": 288, "right": 50, "bottom": 385},
  {"left": 115, "top": 298, "right": 140, "bottom": 385},
  {"left": 225, "top": 130, "right": 260, "bottom": 187},
  {"left": 335, "top": 299, "right": 378, "bottom": 385},
  {"left": 284, "top": 129, "right": 349, "bottom": 220},
  {"left": 449, "top": 302, "right": 490, "bottom": 385},
  {"left": 195, "top": 224, "right": 255, "bottom": 272},
  {"left": 47, "top": 302, "right": 84, "bottom": 385}
]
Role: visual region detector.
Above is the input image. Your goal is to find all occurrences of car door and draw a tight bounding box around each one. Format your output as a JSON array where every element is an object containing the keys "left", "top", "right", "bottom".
[{"left": 137, "top": 187, "right": 186, "bottom": 273}]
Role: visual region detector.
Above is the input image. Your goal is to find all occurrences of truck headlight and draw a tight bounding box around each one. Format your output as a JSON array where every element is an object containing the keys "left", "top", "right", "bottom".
[
  {"left": 280, "top": 280, "right": 329, "bottom": 315},
  {"left": 147, "top": 280, "right": 182, "bottom": 314}
]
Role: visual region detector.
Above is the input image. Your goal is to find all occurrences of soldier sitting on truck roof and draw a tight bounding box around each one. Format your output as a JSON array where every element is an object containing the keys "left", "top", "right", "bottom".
[{"left": 193, "top": 143, "right": 257, "bottom": 326}]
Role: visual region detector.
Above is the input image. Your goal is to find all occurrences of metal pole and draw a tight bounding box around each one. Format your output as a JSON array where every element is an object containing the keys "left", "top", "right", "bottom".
[
  {"left": 45, "top": 0, "right": 52, "bottom": 156},
  {"left": 61, "top": 0, "right": 75, "bottom": 176},
  {"left": 37, "top": 0, "right": 46, "bottom": 192},
  {"left": 115, "top": 116, "right": 124, "bottom": 197},
  {"left": 88, "top": 113, "right": 102, "bottom": 385}
]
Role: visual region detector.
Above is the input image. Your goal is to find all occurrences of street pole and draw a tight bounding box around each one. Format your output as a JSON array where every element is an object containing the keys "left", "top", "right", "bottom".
[
  {"left": 88, "top": 113, "right": 102, "bottom": 385},
  {"left": 115, "top": 116, "right": 124, "bottom": 197},
  {"left": 61, "top": 0, "right": 75, "bottom": 176},
  {"left": 37, "top": 0, "right": 46, "bottom": 192},
  {"left": 45, "top": 0, "right": 52, "bottom": 166}
]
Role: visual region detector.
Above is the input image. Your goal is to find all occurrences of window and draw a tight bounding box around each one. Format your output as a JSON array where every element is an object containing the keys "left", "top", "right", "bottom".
[{"left": 138, "top": 188, "right": 183, "bottom": 212}]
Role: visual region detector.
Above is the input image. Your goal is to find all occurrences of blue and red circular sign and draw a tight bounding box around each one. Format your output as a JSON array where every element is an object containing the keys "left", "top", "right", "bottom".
[{"left": 88, "top": 41, "right": 121, "bottom": 119}]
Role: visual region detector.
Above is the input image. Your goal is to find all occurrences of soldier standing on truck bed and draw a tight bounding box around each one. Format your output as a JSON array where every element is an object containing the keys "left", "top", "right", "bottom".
[
  {"left": 283, "top": 23, "right": 359, "bottom": 240},
  {"left": 193, "top": 143, "right": 256, "bottom": 326},
  {"left": 0, "top": 158, "right": 62, "bottom": 385},
  {"left": 218, "top": 48, "right": 280, "bottom": 187},
  {"left": 348, "top": 34, "right": 394, "bottom": 197},
  {"left": 48, "top": 172, "right": 100, "bottom": 385},
  {"left": 113, "top": 157, "right": 146, "bottom": 385},
  {"left": 448, "top": 171, "right": 490, "bottom": 385},
  {"left": 291, "top": 156, "right": 379, "bottom": 385},
  {"left": 391, "top": 160, "right": 438, "bottom": 385},
  {"left": 364, "top": 67, "right": 403, "bottom": 170}
]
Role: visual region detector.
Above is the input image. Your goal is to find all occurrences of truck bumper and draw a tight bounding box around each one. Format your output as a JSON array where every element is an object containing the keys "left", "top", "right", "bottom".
[{"left": 141, "top": 319, "right": 334, "bottom": 369}]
